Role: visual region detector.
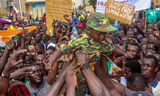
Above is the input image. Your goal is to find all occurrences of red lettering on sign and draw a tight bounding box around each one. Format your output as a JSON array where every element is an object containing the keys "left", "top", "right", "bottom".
[{"left": 97, "top": 1, "right": 106, "bottom": 6}]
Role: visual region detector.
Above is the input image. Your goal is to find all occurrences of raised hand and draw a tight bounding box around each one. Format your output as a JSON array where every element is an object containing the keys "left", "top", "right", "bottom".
[
  {"left": 2, "top": 59, "right": 23, "bottom": 78},
  {"left": 6, "top": 39, "right": 15, "bottom": 50},
  {"left": 10, "top": 66, "right": 32, "bottom": 79},
  {"left": 43, "top": 58, "right": 51, "bottom": 71},
  {"left": 11, "top": 49, "right": 27, "bottom": 59},
  {"left": 65, "top": 69, "right": 77, "bottom": 87},
  {"left": 5, "top": 49, "right": 27, "bottom": 70},
  {"left": 21, "top": 29, "right": 29, "bottom": 37},
  {"left": 76, "top": 51, "right": 90, "bottom": 65},
  {"left": 63, "top": 15, "right": 70, "bottom": 21}
]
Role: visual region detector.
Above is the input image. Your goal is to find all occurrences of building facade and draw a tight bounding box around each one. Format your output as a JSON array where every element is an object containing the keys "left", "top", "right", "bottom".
[
  {"left": 26, "top": 0, "right": 45, "bottom": 19},
  {"left": 0, "top": 0, "right": 88, "bottom": 19},
  {"left": 0, "top": 0, "right": 45, "bottom": 19},
  {"left": 0, "top": 0, "right": 8, "bottom": 17}
]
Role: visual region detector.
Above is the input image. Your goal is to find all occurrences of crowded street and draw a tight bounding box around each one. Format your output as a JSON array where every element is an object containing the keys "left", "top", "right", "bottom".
[{"left": 0, "top": 0, "right": 160, "bottom": 96}]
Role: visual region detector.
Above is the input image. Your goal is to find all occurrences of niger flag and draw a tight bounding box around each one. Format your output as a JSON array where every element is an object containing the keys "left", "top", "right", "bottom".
[{"left": 0, "top": 26, "right": 37, "bottom": 47}]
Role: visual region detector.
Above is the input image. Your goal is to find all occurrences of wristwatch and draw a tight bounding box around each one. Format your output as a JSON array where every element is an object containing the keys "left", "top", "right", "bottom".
[
  {"left": 80, "top": 63, "right": 90, "bottom": 70},
  {"left": 94, "top": 56, "right": 101, "bottom": 62}
]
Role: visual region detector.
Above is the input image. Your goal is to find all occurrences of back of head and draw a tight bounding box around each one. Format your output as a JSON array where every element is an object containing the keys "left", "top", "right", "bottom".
[
  {"left": 125, "top": 60, "right": 141, "bottom": 74},
  {"left": 127, "top": 43, "right": 141, "bottom": 51},
  {"left": 127, "top": 73, "right": 148, "bottom": 91}
]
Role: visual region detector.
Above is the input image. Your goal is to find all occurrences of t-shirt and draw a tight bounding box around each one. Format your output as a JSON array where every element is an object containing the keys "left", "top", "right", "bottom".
[
  {"left": 72, "top": 16, "right": 80, "bottom": 26},
  {"left": 145, "top": 9, "right": 159, "bottom": 24},
  {"left": 25, "top": 77, "right": 50, "bottom": 96},
  {"left": 151, "top": 78, "right": 160, "bottom": 96},
  {"left": 152, "top": 81, "right": 160, "bottom": 96}
]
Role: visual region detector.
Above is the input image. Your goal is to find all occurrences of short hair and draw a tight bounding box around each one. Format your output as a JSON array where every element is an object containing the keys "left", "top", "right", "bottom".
[
  {"left": 125, "top": 60, "right": 141, "bottom": 73},
  {"left": 127, "top": 43, "right": 141, "bottom": 51},
  {"left": 127, "top": 73, "right": 148, "bottom": 91},
  {"left": 144, "top": 55, "right": 158, "bottom": 66},
  {"left": 36, "top": 43, "right": 45, "bottom": 51}
]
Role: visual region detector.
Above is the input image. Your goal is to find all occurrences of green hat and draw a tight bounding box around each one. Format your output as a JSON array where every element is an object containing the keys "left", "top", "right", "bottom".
[{"left": 87, "top": 13, "right": 117, "bottom": 32}]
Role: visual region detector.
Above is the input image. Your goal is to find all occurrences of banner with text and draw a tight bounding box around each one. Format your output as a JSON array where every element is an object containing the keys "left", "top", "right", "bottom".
[
  {"left": 96, "top": 0, "right": 151, "bottom": 13},
  {"left": 105, "top": 0, "right": 135, "bottom": 24},
  {"left": 46, "top": 0, "right": 72, "bottom": 34},
  {"left": 154, "top": 0, "right": 160, "bottom": 5}
]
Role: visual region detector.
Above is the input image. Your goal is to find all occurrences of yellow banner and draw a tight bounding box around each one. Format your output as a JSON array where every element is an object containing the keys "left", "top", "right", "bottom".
[
  {"left": 105, "top": 0, "right": 135, "bottom": 25},
  {"left": 154, "top": 0, "right": 160, "bottom": 5},
  {"left": 46, "top": 0, "right": 72, "bottom": 34}
]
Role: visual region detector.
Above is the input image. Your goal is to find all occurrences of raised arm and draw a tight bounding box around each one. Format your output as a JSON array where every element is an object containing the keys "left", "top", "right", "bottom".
[
  {"left": 76, "top": 52, "right": 110, "bottom": 96},
  {"left": 48, "top": 45, "right": 62, "bottom": 66},
  {"left": 0, "top": 49, "right": 27, "bottom": 96},
  {"left": 65, "top": 69, "right": 77, "bottom": 96},
  {"left": 94, "top": 57, "right": 123, "bottom": 96},
  {"left": 45, "top": 62, "right": 72, "bottom": 96},
  {"left": 0, "top": 40, "right": 15, "bottom": 74}
]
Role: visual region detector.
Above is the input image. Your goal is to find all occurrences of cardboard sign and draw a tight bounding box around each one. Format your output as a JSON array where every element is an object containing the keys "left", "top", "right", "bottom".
[
  {"left": 46, "top": 0, "right": 72, "bottom": 34},
  {"left": 154, "top": 0, "right": 160, "bottom": 5},
  {"left": 105, "top": 0, "right": 135, "bottom": 24},
  {"left": 85, "top": 6, "right": 95, "bottom": 13}
]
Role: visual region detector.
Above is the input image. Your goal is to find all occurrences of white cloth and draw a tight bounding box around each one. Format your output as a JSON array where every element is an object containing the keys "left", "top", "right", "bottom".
[
  {"left": 120, "top": 76, "right": 127, "bottom": 86},
  {"left": 152, "top": 81, "right": 160, "bottom": 96},
  {"left": 71, "top": 26, "right": 79, "bottom": 39},
  {"left": 47, "top": 43, "right": 56, "bottom": 49},
  {"left": 96, "top": 0, "right": 152, "bottom": 13}
]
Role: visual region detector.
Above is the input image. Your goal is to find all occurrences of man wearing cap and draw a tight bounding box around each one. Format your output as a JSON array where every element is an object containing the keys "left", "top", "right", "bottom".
[
  {"left": 48, "top": 13, "right": 117, "bottom": 69},
  {"left": 46, "top": 13, "right": 119, "bottom": 95}
]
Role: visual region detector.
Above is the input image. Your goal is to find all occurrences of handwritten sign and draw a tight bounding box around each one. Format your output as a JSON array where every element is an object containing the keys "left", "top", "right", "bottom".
[
  {"left": 46, "top": 0, "right": 72, "bottom": 34},
  {"left": 105, "top": 0, "right": 135, "bottom": 24},
  {"left": 154, "top": 0, "right": 160, "bottom": 5}
]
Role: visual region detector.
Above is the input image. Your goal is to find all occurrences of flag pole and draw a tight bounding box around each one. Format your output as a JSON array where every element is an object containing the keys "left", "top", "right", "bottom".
[{"left": 18, "top": 0, "right": 22, "bottom": 18}]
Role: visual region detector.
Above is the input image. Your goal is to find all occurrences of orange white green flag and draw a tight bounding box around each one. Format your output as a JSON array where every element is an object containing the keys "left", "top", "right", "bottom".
[
  {"left": 107, "top": 58, "right": 122, "bottom": 75},
  {"left": 0, "top": 26, "right": 37, "bottom": 47}
]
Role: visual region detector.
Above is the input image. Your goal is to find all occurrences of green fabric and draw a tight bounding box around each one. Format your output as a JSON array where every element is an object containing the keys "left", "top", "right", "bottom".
[
  {"left": 106, "top": 58, "right": 121, "bottom": 75},
  {"left": 24, "top": 77, "right": 30, "bottom": 84},
  {"left": 107, "top": 59, "right": 112, "bottom": 74},
  {"left": 60, "top": 33, "right": 113, "bottom": 56},
  {"left": 87, "top": 12, "right": 117, "bottom": 32},
  {"left": 146, "top": 9, "right": 159, "bottom": 24},
  {"left": 13, "top": 35, "right": 18, "bottom": 41}
]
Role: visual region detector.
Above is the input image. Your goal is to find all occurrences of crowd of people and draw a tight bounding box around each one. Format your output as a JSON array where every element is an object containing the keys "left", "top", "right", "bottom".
[{"left": 0, "top": 4, "right": 160, "bottom": 96}]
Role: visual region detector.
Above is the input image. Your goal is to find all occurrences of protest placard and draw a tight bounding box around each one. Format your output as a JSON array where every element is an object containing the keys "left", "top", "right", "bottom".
[
  {"left": 46, "top": 0, "right": 72, "bottom": 34},
  {"left": 154, "top": 0, "right": 160, "bottom": 5},
  {"left": 96, "top": 0, "right": 151, "bottom": 13},
  {"left": 105, "top": 0, "right": 135, "bottom": 24}
]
